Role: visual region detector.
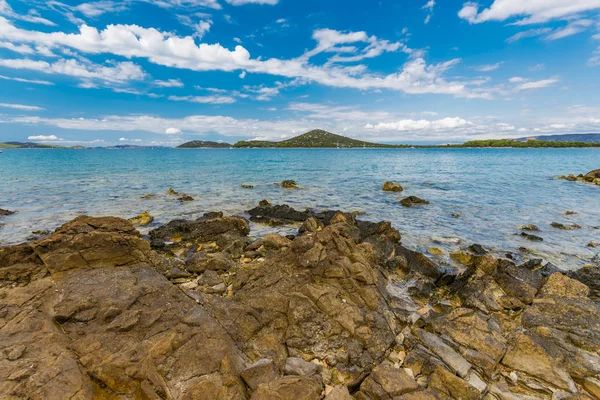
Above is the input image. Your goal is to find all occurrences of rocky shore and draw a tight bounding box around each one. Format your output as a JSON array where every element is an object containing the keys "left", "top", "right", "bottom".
[
  {"left": 1, "top": 203, "right": 600, "bottom": 399},
  {"left": 558, "top": 169, "right": 600, "bottom": 186}
]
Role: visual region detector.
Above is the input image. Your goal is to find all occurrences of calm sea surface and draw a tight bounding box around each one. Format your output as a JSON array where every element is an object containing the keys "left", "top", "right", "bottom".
[{"left": 1, "top": 148, "right": 599, "bottom": 270}]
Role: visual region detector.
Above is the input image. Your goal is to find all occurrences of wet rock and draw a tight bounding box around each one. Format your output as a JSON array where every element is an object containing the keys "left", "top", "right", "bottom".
[
  {"left": 150, "top": 213, "right": 250, "bottom": 250},
  {"left": 586, "top": 168, "right": 600, "bottom": 179},
  {"left": 520, "top": 224, "right": 540, "bottom": 231},
  {"left": 259, "top": 199, "right": 271, "bottom": 207},
  {"left": 278, "top": 180, "right": 298, "bottom": 189},
  {"left": 178, "top": 194, "right": 194, "bottom": 202},
  {"left": 128, "top": 210, "right": 154, "bottom": 226},
  {"left": 521, "top": 232, "right": 543, "bottom": 242},
  {"left": 248, "top": 204, "right": 312, "bottom": 226},
  {"left": 140, "top": 193, "right": 155, "bottom": 199},
  {"left": 400, "top": 196, "right": 429, "bottom": 207},
  {"left": 427, "top": 248, "right": 443, "bottom": 256},
  {"left": 242, "top": 184, "right": 255, "bottom": 189},
  {"left": 0, "top": 208, "right": 15, "bottom": 216},
  {"left": 468, "top": 244, "right": 487, "bottom": 256},
  {"left": 382, "top": 181, "right": 404, "bottom": 192},
  {"left": 569, "top": 265, "right": 600, "bottom": 299},
  {"left": 166, "top": 187, "right": 180, "bottom": 195},
  {"left": 241, "top": 359, "right": 279, "bottom": 391}
]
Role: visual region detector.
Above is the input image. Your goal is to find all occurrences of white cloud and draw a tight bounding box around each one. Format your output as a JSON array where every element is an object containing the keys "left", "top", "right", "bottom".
[
  {"left": 0, "top": 58, "right": 146, "bottom": 84},
  {"left": 168, "top": 95, "right": 236, "bottom": 104},
  {"left": 515, "top": 78, "right": 559, "bottom": 90},
  {"left": 509, "top": 77, "right": 525, "bottom": 83},
  {"left": 422, "top": 0, "right": 435, "bottom": 24},
  {"left": 239, "top": 70, "right": 246, "bottom": 78},
  {"left": 0, "top": 102, "right": 44, "bottom": 111},
  {"left": 0, "top": 0, "right": 56, "bottom": 26},
  {"left": 74, "top": 1, "right": 129, "bottom": 17},
  {"left": 166, "top": 127, "right": 181, "bottom": 134},
  {"left": 474, "top": 62, "right": 502, "bottom": 72},
  {"left": 365, "top": 117, "right": 470, "bottom": 132},
  {"left": 459, "top": 0, "right": 600, "bottom": 25},
  {"left": 0, "top": 18, "right": 488, "bottom": 98},
  {"left": 506, "top": 28, "right": 552, "bottom": 43},
  {"left": 546, "top": 19, "right": 594, "bottom": 40},
  {"left": 276, "top": 18, "right": 286, "bottom": 24},
  {"left": 119, "top": 137, "right": 142, "bottom": 142},
  {"left": 0, "top": 40, "right": 34, "bottom": 54},
  {"left": 28, "top": 135, "right": 61, "bottom": 140},
  {"left": 0, "top": 74, "right": 54, "bottom": 85},
  {"left": 154, "top": 78, "right": 184, "bottom": 87}
]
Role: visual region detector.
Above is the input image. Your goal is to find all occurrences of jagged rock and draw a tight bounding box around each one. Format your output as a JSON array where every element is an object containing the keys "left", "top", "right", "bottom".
[
  {"left": 413, "top": 329, "right": 471, "bottom": 378},
  {"left": 128, "top": 210, "right": 154, "bottom": 226},
  {"left": 248, "top": 204, "right": 312, "bottom": 226},
  {"left": 356, "top": 364, "right": 419, "bottom": 399},
  {"left": 569, "top": 265, "right": 600, "bottom": 300},
  {"left": 382, "top": 181, "right": 404, "bottom": 192},
  {"left": 241, "top": 359, "right": 279, "bottom": 391},
  {"left": 400, "top": 196, "right": 429, "bottom": 207},
  {"left": 0, "top": 216, "right": 247, "bottom": 399},
  {"left": 325, "top": 385, "right": 354, "bottom": 400},
  {"left": 0, "top": 208, "right": 15, "bottom": 216},
  {"left": 428, "top": 366, "right": 481, "bottom": 400},
  {"left": 150, "top": 213, "right": 250, "bottom": 250},
  {"left": 186, "top": 252, "right": 237, "bottom": 273}
]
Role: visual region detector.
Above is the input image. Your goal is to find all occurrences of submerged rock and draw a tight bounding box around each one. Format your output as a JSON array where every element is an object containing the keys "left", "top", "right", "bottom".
[
  {"left": 241, "top": 184, "right": 254, "bottom": 189},
  {"left": 0, "top": 208, "right": 15, "bottom": 216},
  {"left": 520, "top": 224, "right": 540, "bottom": 232},
  {"left": 128, "top": 210, "right": 154, "bottom": 226},
  {"left": 178, "top": 194, "right": 194, "bottom": 202},
  {"left": 382, "top": 181, "right": 404, "bottom": 192},
  {"left": 521, "top": 232, "right": 543, "bottom": 242},
  {"left": 277, "top": 180, "right": 299, "bottom": 189},
  {"left": 400, "top": 196, "right": 430, "bottom": 207}
]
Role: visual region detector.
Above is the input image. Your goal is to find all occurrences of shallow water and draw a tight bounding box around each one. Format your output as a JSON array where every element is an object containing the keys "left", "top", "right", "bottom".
[{"left": 1, "top": 147, "right": 599, "bottom": 270}]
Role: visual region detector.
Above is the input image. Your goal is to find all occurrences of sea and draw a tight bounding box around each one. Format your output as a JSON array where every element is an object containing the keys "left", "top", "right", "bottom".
[{"left": 1, "top": 147, "right": 599, "bottom": 270}]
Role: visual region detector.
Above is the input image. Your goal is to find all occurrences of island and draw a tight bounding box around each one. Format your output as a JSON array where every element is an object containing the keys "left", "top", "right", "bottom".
[{"left": 177, "top": 140, "right": 233, "bottom": 149}]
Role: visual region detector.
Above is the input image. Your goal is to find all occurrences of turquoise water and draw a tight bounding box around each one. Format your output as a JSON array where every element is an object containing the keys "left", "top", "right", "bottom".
[{"left": 1, "top": 148, "right": 599, "bottom": 270}]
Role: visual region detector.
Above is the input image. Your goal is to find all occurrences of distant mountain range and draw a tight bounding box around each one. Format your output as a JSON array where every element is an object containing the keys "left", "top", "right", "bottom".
[
  {"left": 0, "top": 141, "right": 65, "bottom": 149},
  {"left": 515, "top": 133, "right": 600, "bottom": 143},
  {"left": 232, "top": 129, "right": 408, "bottom": 148}
]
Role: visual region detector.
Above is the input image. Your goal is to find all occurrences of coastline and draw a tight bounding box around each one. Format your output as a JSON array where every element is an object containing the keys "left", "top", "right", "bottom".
[{"left": 1, "top": 204, "right": 599, "bottom": 398}]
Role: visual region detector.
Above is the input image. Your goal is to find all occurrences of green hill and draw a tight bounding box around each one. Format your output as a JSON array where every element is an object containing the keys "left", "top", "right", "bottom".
[
  {"left": 177, "top": 140, "right": 233, "bottom": 149},
  {"left": 234, "top": 129, "right": 408, "bottom": 148}
]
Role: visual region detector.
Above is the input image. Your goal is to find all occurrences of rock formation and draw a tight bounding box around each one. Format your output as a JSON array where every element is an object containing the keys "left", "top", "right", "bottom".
[{"left": 1, "top": 206, "right": 600, "bottom": 399}]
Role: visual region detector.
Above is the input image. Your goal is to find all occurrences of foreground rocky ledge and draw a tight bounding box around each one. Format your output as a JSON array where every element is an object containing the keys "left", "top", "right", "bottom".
[{"left": 1, "top": 208, "right": 600, "bottom": 399}]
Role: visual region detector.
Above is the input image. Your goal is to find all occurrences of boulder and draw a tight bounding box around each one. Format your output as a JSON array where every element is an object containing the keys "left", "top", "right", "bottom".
[
  {"left": 400, "top": 197, "right": 429, "bottom": 207},
  {"left": 128, "top": 210, "right": 154, "bottom": 226},
  {"left": 382, "top": 181, "right": 404, "bottom": 192},
  {"left": 278, "top": 180, "right": 298, "bottom": 189},
  {"left": 586, "top": 169, "right": 600, "bottom": 179},
  {"left": 241, "top": 359, "right": 279, "bottom": 391},
  {"left": 284, "top": 357, "right": 321, "bottom": 377}
]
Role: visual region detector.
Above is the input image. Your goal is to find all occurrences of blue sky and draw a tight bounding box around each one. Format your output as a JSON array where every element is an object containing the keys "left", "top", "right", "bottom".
[{"left": 0, "top": 0, "right": 599, "bottom": 145}]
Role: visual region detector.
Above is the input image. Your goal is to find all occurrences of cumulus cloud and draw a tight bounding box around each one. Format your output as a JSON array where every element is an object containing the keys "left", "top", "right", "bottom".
[
  {"left": 365, "top": 117, "right": 470, "bottom": 132},
  {"left": 28, "top": 135, "right": 61, "bottom": 140},
  {"left": 0, "top": 102, "right": 44, "bottom": 111},
  {"left": 165, "top": 127, "right": 182, "bottom": 134},
  {"left": 0, "top": 41, "right": 34, "bottom": 54},
  {"left": 0, "top": 17, "right": 486, "bottom": 98},
  {"left": 458, "top": 0, "right": 600, "bottom": 25}
]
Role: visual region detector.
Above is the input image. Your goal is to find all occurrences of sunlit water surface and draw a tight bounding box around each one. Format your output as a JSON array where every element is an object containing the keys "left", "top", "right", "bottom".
[{"left": 1, "top": 148, "right": 599, "bottom": 270}]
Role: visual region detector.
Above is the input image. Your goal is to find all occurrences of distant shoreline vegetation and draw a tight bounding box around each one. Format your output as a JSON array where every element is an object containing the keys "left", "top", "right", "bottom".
[{"left": 3, "top": 130, "right": 600, "bottom": 149}]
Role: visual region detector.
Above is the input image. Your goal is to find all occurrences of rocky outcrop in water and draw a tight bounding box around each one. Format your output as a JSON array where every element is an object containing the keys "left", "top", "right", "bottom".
[
  {"left": 128, "top": 210, "right": 154, "bottom": 226},
  {"left": 558, "top": 169, "right": 600, "bottom": 186},
  {"left": 1, "top": 208, "right": 600, "bottom": 399},
  {"left": 400, "top": 196, "right": 429, "bottom": 207},
  {"left": 382, "top": 182, "right": 403, "bottom": 192},
  {"left": 0, "top": 209, "right": 15, "bottom": 217}
]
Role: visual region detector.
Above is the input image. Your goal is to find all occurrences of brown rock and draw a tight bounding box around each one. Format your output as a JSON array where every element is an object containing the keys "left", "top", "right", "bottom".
[
  {"left": 251, "top": 376, "right": 321, "bottom": 400},
  {"left": 358, "top": 364, "right": 419, "bottom": 399},
  {"left": 241, "top": 359, "right": 279, "bottom": 391},
  {"left": 538, "top": 272, "right": 590, "bottom": 299},
  {"left": 428, "top": 366, "right": 480, "bottom": 400},
  {"left": 400, "top": 196, "right": 429, "bottom": 207},
  {"left": 382, "top": 181, "right": 404, "bottom": 192}
]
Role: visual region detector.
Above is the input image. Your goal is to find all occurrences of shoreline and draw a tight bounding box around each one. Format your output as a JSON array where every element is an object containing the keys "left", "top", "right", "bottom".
[{"left": 1, "top": 205, "right": 599, "bottom": 398}]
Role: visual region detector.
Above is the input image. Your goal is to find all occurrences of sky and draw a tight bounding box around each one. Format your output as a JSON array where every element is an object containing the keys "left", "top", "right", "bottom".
[{"left": 0, "top": 0, "right": 599, "bottom": 146}]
